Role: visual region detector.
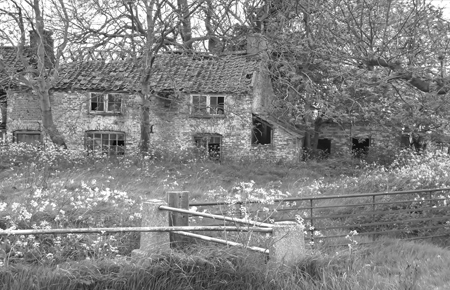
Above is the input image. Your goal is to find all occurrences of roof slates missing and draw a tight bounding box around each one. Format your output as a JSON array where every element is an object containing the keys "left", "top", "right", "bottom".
[{"left": 55, "top": 54, "right": 259, "bottom": 94}]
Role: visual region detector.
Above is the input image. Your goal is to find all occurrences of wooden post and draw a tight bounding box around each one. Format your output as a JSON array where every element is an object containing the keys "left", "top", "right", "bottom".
[
  {"left": 131, "top": 199, "right": 170, "bottom": 257},
  {"left": 270, "top": 221, "right": 305, "bottom": 266},
  {"left": 167, "top": 191, "right": 189, "bottom": 248}
]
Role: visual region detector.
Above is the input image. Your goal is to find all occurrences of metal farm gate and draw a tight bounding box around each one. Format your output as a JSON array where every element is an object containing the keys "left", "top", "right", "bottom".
[{"left": 190, "top": 188, "right": 450, "bottom": 247}]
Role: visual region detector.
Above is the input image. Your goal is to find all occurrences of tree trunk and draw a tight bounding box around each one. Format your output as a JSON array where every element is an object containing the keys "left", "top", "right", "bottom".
[
  {"left": 302, "top": 117, "right": 323, "bottom": 160},
  {"left": 204, "top": 0, "right": 219, "bottom": 53},
  {"left": 177, "top": 0, "right": 193, "bottom": 49},
  {"left": 140, "top": 101, "right": 150, "bottom": 153},
  {"left": 39, "top": 90, "right": 67, "bottom": 148},
  {"left": 34, "top": 0, "right": 66, "bottom": 148},
  {"left": 139, "top": 0, "right": 156, "bottom": 154}
]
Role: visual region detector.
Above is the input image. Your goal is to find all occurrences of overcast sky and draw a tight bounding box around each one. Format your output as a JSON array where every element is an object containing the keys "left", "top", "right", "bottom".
[{"left": 431, "top": 0, "right": 450, "bottom": 18}]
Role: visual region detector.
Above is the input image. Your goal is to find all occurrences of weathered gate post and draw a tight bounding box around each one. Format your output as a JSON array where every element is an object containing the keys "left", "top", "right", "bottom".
[
  {"left": 167, "top": 191, "right": 190, "bottom": 248},
  {"left": 131, "top": 199, "right": 170, "bottom": 257},
  {"left": 270, "top": 221, "right": 305, "bottom": 266}
]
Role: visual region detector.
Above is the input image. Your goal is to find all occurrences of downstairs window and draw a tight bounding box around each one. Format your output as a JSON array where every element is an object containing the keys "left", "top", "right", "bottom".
[
  {"left": 86, "top": 131, "right": 125, "bottom": 155},
  {"left": 194, "top": 134, "right": 222, "bottom": 160},
  {"left": 14, "top": 131, "right": 42, "bottom": 144}
]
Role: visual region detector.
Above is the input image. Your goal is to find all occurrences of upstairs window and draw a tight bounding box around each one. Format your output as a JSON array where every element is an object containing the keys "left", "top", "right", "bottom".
[
  {"left": 86, "top": 131, "right": 125, "bottom": 156},
  {"left": 90, "top": 93, "right": 122, "bottom": 114},
  {"left": 191, "top": 95, "right": 224, "bottom": 116},
  {"left": 194, "top": 134, "right": 222, "bottom": 160},
  {"left": 252, "top": 116, "right": 273, "bottom": 145}
]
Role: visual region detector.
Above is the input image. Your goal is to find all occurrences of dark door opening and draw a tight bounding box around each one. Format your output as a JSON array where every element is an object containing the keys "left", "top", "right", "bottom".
[
  {"left": 400, "top": 134, "right": 411, "bottom": 148},
  {"left": 317, "top": 138, "right": 331, "bottom": 155},
  {"left": 352, "top": 138, "right": 370, "bottom": 157}
]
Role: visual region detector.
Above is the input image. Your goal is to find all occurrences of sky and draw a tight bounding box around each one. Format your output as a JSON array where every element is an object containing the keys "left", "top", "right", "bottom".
[{"left": 431, "top": 0, "right": 450, "bottom": 18}]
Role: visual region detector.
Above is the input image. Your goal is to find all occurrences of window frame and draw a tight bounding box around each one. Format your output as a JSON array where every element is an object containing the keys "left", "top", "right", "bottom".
[
  {"left": 194, "top": 133, "right": 222, "bottom": 160},
  {"left": 85, "top": 130, "right": 126, "bottom": 156},
  {"left": 89, "top": 92, "right": 123, "bottom": 115},
  {"left": 251, "top": 116, "right": 273, "bottom": 146},
  {"left": 190, "top": 94, "right": 225, "bottom": 116},
  {"left": 13, "top": 130, "right": 42, "bottom": 144}
]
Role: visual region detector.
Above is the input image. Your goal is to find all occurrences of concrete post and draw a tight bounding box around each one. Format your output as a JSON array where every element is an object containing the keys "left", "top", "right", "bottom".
[
  {"left": 270, "top": 221, "right": 305, "bottom": 266},
  {"left": 167, "top": 191, "right": 189, "bottom": 248},
  {"left": 131, "top": 199, "right": 170, "bottom": 257}
]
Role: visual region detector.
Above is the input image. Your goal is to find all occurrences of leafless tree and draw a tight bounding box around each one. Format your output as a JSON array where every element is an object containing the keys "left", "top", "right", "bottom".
[{"left": 0, "top": 0, "right": 71, "bottom": 147}]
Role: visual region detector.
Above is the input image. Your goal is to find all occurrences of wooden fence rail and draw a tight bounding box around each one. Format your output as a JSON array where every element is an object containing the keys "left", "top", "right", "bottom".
[
  {"left": 2, "top": 188, "right": 445, "bottom": 263},
  {"left": 0, "top": 226, "right": 272, "bottom": 236}
]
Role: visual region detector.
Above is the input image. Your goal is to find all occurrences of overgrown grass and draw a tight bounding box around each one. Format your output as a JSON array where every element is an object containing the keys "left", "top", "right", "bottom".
[
  {"left": 0, "top": 143, "right": 450, "bottom": 289},
  {"left": 1, "top": 239, "right": 450, "bottom": 290}
]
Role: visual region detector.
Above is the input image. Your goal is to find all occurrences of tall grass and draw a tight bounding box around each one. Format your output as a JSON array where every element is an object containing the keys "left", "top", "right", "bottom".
[
  {"left": 1, "top": 143, "right": 450, "bottom": 289},
  {"left": 1, "top": 239, "right": 450, "bottom": 290}
]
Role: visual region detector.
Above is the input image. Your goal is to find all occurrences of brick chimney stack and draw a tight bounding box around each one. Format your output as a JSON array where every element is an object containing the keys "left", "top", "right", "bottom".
[{"left": 29, "top": 30, "right": 55, "bottom": 68}]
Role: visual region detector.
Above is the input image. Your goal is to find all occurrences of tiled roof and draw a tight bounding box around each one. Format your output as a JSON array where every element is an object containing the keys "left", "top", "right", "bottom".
[
  {"left": 0, "top": 46, "right": 31, "bottom": 88},
  {"left": 55, "top": 53, "right": 259, "bottom": 94},
  {"left": 256, "top": 113, "right": 304, "bottom": 137}
]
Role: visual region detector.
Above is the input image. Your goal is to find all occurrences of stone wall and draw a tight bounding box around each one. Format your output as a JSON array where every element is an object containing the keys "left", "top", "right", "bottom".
[
  {"left": 247, "top": 125, "right": 301, "bottom": 162},
  {"left": 319, "top": 122, "right": 400, "bottom": 154},
  {"left": 148, "top": 94, "right": 302, "bottom": 162},
  {"left": 148, "top": 93, "right": 253, "bottom": 159},
  {"left": 6, "top": 89, "right": 303, "bottom": 162},
  {"left": 7, "top": 90, "right": 141, "bottom": 150}
]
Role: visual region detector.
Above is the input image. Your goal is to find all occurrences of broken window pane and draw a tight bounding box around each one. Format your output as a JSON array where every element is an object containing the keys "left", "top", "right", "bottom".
[
  {"left": 252, "top": 116, "right": 273, "bottom": 145},
  {"left": 91, "top": 94, "right": 104, "bottom": 111},
  {"left": 90, "top": 93, "right": 122, "bottom": 113},
  {"left": 210, "top": 97, "right": 225, "bottom": 114},
  {"left": 192, "top": 95, "right": 224, "bottom": 115},
  {"left": 208, "top": 136, "right": 221, "bottom": 160},
  {"left": 194, "top": 134, "right": 222, "bottom": 160},
  {"left": 352, "top": 138, "right": 370, "bottom": 157}
]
